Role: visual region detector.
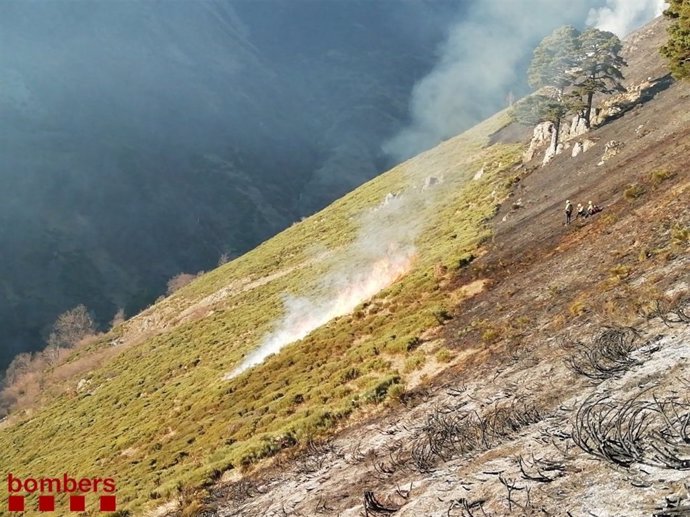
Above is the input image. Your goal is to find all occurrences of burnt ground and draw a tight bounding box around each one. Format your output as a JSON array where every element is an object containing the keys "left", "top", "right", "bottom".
[{"left": 189, "top": 18, "right": 690, "bottom": 517}]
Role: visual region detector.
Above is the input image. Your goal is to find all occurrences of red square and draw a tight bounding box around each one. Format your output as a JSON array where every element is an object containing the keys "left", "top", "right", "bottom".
[
  {"left": 70, "top": 495, "right": 86, "bottom": 512},
  {"left": 38, "top": 495, "right": 55, "bottom": 511},
  {"left": 100, "top": 495, "right": 117, "bottom": 512},
  {"left": 8, "top": 495, "right": 25, "bottom": 512}
]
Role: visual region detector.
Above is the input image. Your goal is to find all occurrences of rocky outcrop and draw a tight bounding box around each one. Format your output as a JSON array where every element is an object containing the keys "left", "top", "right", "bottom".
[
  {"left": 572, "top": 142, "right": 584, "bottom": 158},
  {"left": 598, "top": 140, "right": 626, "bottom": 165},
  {"left": 524, "top": 122, "right": 555, "bottom": 162},
  {"left": 525, "top": 76, "right": 670, "bottom": 166},
  {"left": 526, "top": 113, "right": 592, "bottom": 165},
  {"left": 591, "top": 77, "right": 667, "bottom": 127},
  {"left": 572, "top": 139, "right": 596, "bottom": 158},
  {"left": 564, "top": 114, "right": 590, "bottom": 140}
]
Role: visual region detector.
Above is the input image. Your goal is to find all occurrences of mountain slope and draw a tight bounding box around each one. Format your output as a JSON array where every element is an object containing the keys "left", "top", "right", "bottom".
[
  {"left": 1, "top": 15, "right": 688, "bottom": 517},
  {"left": 0, "top": 101, "right": 524, "bottom": 513},
  {"left": 204, "top": 17, "right": 690, "bottom": 517}
]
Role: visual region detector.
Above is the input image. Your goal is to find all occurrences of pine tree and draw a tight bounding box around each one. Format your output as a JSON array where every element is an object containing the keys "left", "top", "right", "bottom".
[
  {"left": 661, "top": 0, "right": 690, "bottom": 79},
  {"left": 525, "top": 26, "right": 580, "bottom": 149},
  {"left": 511, "top": 93, "right": 567, "bottom": 127},
  {"left": 572, "top": 28, "right": 626, "bottom": 127}
]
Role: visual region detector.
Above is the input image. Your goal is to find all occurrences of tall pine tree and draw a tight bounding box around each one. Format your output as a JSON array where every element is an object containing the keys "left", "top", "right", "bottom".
[
  {"left": 572, "top": 28, "right": 626, "bottom": 127},
  {"left": 661, "top": 0, "right": 690, "bottom": 79},
  {"left": 526, "top": 26, "right": 580, "bottom": 149}
]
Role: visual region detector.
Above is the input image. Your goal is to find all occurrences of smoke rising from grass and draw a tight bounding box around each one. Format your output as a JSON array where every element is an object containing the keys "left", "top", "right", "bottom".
[
  {"left": 383, "top": 0, "right": 664, "bottom": 162},
  {"left": 226, "top": 192, "right": 424, "bottom": 379},
  {"left": 587, "top": 0, "right": 667, "bottom": 36}
]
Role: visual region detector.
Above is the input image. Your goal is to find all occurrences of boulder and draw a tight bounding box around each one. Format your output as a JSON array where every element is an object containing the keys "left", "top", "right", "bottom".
[
  {"left": 598, "top": 140, "right": 625, "bottom": 165},
  {"left": 572, "top": 142, "right": 583, "bottom": 158},
  {"left": 572, "top": 139, "right": 596, "bottom": 158},
  {"left": 582, "top": 139, "right": 596, "bottom": 152},
  {"left": 524, "top": 121, "right": 554, "bottom": 161}
]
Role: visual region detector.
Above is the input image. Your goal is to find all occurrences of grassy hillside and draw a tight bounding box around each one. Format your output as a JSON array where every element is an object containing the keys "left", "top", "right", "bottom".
[{"left": 0, "top": 110, "right": 523, "bottom": 513}]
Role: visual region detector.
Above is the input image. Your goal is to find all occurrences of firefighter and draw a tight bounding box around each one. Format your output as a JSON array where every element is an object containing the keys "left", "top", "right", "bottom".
[
  {"left": 577, "top": 203, "right": 586, "bottom": 219},
  {"left": 587, "top": 200, "right": 601, "bottom": 216},
  {"left": 564, "top": 200, "right": 573, "bottom": 225}
]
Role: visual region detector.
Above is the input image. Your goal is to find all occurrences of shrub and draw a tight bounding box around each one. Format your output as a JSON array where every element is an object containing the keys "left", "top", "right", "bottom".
[
  {"left": 47, "top": 305, "right": 96, "bottom": 350},
  {"left": 624, "top": 183, "right": 645, "bottom": 201},
  {"left": 457, "top": 253, "right": 476, "bottom": 269},
  {"left": 609, "top": 264, "right": 631, "bottom": 283},
  {"left": 481, "top": 327, "right": 501, "bottom": 344},
  {"left": 432, "top": 309, "right": 453, "bottom": 325},
  {"left": 671, "top": 224, "right": 689, "bottom": 246},
  {"left": 387, "top": 383, "right": 405, "bottom": 402},
  {"left": 404, "top": 353, "right": 426, "bottom": 373},
  {"left": 649, "top": 168, "right": 673, "bottom": 185},
  {"left": 406, "top": 336, "right": 422, "bottom": 352},
  {"left": 435, "top": 348, "right": 453, "bottom": 363},
  {"left": 569, "top": 300, "right": 587, "bottom": 317},
  {"left": 166, "top": 273, "right": 199, "bottom": 295},
  {"left": 363, "top": 376, "right": 400, "bottom": 403}
]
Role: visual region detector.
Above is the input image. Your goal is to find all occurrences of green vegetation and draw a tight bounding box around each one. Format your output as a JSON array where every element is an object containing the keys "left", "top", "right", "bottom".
[
  {"left": 572, "top": 28, "right": 626, "bottom": 126},
  {"left": 0, "top": 111, "right": 523, "bottom": 513},
  {"left": 650, "top": 168, "right": 674, "bottom": 185},
  {"left": 513, "top": 25, "right": 626, "bottom": 144},
  {"left": 624, "top": 183, "right": 646, "bottom": 200},
  {"left": 661, "top": 0, "right": 690, "bottom": 79},
  {"left": 672, "top": 224, "right": 689, "bottom": 246}
]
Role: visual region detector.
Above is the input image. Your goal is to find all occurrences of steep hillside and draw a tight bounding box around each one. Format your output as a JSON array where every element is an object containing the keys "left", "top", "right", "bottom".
[
  {"left": 201, "top": 17, "right": 690, "bottom": 517},
  {"left": 1, "top": 15, "right": 688, "bottom": 517},
  {"left": 0, "top": 100, "right": 525, "bottom": 513},
  {"left": 0, "top": 0, "right": 457, "bottom": 370}
]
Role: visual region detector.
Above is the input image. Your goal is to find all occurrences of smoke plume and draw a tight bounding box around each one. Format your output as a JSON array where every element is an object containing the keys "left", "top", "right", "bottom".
[
  {"left": 587, "top": 0, "right": 667, "bottom": 36},
  {"left": 226, "top": 193, "right": 423, "bottom": 379},
  {"left": 383, "top": 0, "right": 664, "bottom": 162}
]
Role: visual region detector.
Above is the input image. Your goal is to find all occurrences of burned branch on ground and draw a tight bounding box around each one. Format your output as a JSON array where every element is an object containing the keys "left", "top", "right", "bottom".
[
  {"left": 564, "top": 326, "right": 640, "bottom": 381},
  {"left": 344, "top": 440, "right": 367, "bottom": 465},
  {"left": 572, "top": 390, "right": 690, "bottom": 470},
  {"left": 295, "top": 439, "right": 339, "bottom": 475},
  {"left": 447, "top": 497, "right": 488, "bottom": 517},
  {"left": 498, "top": 474, "right": 527, "bottom": 513},
  {"left": 650, "top": 295, "right": 690, "bottom": 327},
  {"left": 363, "top": 490, "right": 400, "bottom": 516},
  {"left": 410, "top": 397, "right": 545, "bottom": 472},
  {"left": 651, "top": 494, "right": 690, "bottom": 517},
  {"left": 517, "top": 453, "right": 565, "bottom": 483}
]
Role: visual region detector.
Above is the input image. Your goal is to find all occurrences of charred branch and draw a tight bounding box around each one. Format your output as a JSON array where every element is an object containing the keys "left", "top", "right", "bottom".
[
  {"left": 517, "top": 454, "right": 565, "bottom": 483},
  {"left": 572, "top": 391, "right": 690, "bottom": 470},
  {"left": 411, "top": 398, "right": 545, "bottom": 472},
  {"left": 363, "top": 491, "right": 400, "bottom": 516},
  {"left": 564, "top": 326, "right": 640, "bottom": 382},
  {"left": 447, "top": 497, "right": 488, "bottom": 517}
]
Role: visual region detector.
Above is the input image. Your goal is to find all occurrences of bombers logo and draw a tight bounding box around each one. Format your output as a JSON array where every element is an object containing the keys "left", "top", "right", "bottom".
[{"left": 6, "top": 473, "right": 117, "bottom": 512}]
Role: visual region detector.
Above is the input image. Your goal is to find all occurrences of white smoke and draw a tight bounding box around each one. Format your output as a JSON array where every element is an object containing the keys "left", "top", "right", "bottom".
[
  {"left": 587, "top": 0, "right": 667, "bottom": 36},
  {"left": 225, "top": 193, "right": 423, "bottom": 379},
  {"left": 383, "top": 0, "right": 664, "bottom": 162}
]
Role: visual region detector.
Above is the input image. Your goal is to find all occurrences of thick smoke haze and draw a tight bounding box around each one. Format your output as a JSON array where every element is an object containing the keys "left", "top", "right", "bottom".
[
  {"left": 588, "top": 0, "right": 667, "bottom": 36},
  {"left": 384, "top": 0, "right": 665, "bottom": 161},
  {"left": 0, "top": 0, "right": 459, "bottom": 373}
]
